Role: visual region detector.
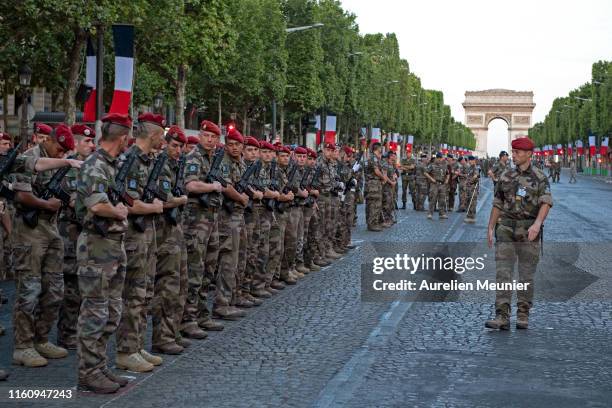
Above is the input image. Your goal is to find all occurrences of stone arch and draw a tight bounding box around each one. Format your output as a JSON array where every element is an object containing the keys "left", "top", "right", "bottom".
[{"left": 463, "top": 89, "right": 535, "bottom": 157}]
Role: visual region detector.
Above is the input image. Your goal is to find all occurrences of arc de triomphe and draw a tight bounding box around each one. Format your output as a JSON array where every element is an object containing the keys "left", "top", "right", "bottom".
[{"left": 463, "top": 89, "right": 535, "bottom": 157}]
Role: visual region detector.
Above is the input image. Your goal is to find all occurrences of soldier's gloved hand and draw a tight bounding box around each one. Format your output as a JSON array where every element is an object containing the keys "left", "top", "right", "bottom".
[
  {"left": 115, "top": 203, "right": 129, "bottom": 220},
  {"left": 152, "top": 198, "right": 164, "bottom": 214},
  {"left": 46, "top": 197, "right": 62, "bottom": 213},
  {"left": 352, "top": 163, "right": 361, "bottom": 172},
  {"left": 338, "top": 182, "right": 345, "bottom": 191}
]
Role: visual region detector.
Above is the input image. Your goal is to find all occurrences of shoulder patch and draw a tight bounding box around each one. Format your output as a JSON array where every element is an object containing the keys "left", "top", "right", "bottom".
[
  {"left": 162, "top": 180, "right": 171, "bottom": 191},
  {"left": 128, "top": 179, "right": 138, "bottom": 189}
]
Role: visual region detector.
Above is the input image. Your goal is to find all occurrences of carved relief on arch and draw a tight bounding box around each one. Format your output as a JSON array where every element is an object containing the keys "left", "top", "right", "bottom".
[{"left": 485, "top": 113, "right": 511, "bottom": 126}]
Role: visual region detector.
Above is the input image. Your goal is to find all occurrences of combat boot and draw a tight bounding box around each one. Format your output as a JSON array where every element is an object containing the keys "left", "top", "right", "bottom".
[
  {"left": 213, "top": 306, "right": 247, "bottom": 321},
  {"left": 251, "top": 288, "right": 272, "bottom": 299},
  {"left": 115, "top": 352, "right": 154, "bottom": 372},
  {"left": 181, "top": 325, "right": 208, "bottom": 339},
  {"left": 152, "top": 342, "right": 184, "bottom": 355},
  {"left": 176, "top": 337, "right": 192, "bottom": 348},
  {"left": 243, "top": 293, "right": 263, "bottom": 306},
  {"left": 346, "top": 244, "right": 356, "bottom": 250},
  {"left": 401, "top": 202, "right": 406, "bottom": 209},
  {"left": 101, "top": 367, "right": 129, "bottom": 387},
  {"left": 326, "top": 250, "right": 342, "bottom": 260},
  {"left": 367, "top": 225, "right": 383, "bottom": 231},
  {"left": 34, "top": 342, "right": 68, "bottom": 359},
  {"left": 12, "top": 348, "right": 48, "bottom": 367},
  {"left": 0, "top": 369, "right": 9, "bottom": 381},
  {"left": 280, "top": 273, "right": 297, "bottom": 285},
  {"left": 296, "top": 264, "right": 310, "bottom": 274},
  {"left": 516, "top": 302, "right": 530, "bottom": 329},
  {"left": 198, "top": 316, "right": 224, "bottom": 331},
  {"left": 235, "top": 297, "right": 254, "bottom": 308},
  {"left": 140, "top": 350, "right": 162, "bottom": 367},
  {"left": 464, "top": 217, "right": 476, "bottom": 224},
  {"left": 270, "top": 280, "right": 286, "bottom": 290},
  {"left": 440, "top": 214, "right": 448, "bottom": 219},
  {"left": 427, "top": 213, "right": 433, "bottom": 220},
  {"left": 314, "top": 257, "right": 330, "bottom": 266},
  {"left": 484, "top": 304, "right": 510, "bottom": 330},
  {"left": 293, "top": 270, "right": 305, "bottom": 279},
  {"left": 307, "top": 263, "right": 321, "bottom": 272},
  {"left": 266, "top": 287, "right": 280, "bottom": 295},
  {"left": 78, "top": 372, "right": 120, "bottom": 394},
  {"left": 57, "top": 337, "right": 77, "bottom": 350}
]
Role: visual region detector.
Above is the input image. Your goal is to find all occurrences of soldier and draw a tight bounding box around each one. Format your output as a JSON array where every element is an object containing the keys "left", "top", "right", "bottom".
[
  {"left": 464, "top": 156, "right": 480, "bottom": 223},
  {"left": 115, "top": 113, "right": 166, "bottom": 373},
  {"left": 381, "top": 151, "right": 398, "bottom": 227},
  {"left": 485, "top": 137, "right": 552, "bottom": 330},
  {"left": 0, "top": 132, "right": 13, "bottom": 284},
  {"left": 303, "top": 148, "right": 326, "bottom": 269},
  {"left": 56, "top": 124, "right": 95, "bottom": 350},
  {"left": 335, "top": 146, "right": 357, "bottom": 252},
  {"left": 10, "top": 124, "right": 82, "bottom": 368},
  {"left": 315, "top": 143, "right": 343, "bottom": 255},
  {"left": 414, "top": 154, "right": 429, "bottom": 211},
  {"left": 456, "top": 156, "right": 468, "bottom": 212},
  {"left": 446, "top": 154, "right": 457, "bottom": 212},
  {"left": 31, "top": 123, "right": 50, "bottom": 145},
  {"left": 184, "top": 136, "right": 199, "bottom": 154},
  {"left": 425, "top": 153, "right": 449, "bottom": 220},
  {"left": 488, "top": 151, "right": 509, "bottom": 187},
  {"left": 365, "top": 143, "right": 389, "bottom": 231},
  {"left": 553, "top": 161, "right": 561, "bottom": 183},
  {"left": 151, "top": 126, "right": 190, "bottom": 355},
  {"left": 399, "top": 152, "right": 417, "bottom": 210},
  {"left": 569, "top": 159, "right": 577, "bottom": 183},
  {"left": 285, "top": 146, "right": 310, "bottom": 276}
]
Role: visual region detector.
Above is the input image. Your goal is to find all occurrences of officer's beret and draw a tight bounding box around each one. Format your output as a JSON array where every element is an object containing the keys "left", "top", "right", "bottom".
[
  {"left": 343, "top": 146, "right": 354, "bottom": 156},
  {"left": 138, "top": 112, "right": 166, "bottom": 129},
  {"left": 244, "top": 136, "right": 260, "bottom": 148},
  {"left": 34, "top": 123, "right": 53, "bottom": 135},
  {"left": 166, "top": 125, "right": 187, "bottom": 144},
  {"left": 226, "top": 128, "right": 244, "bottom": 144},
  {"left": 260, "top": 141, "right": 276, "bottom": 151},
  {"left": 324, "top": 143, "right": 336, "bottom": 151},
  {"left": 307, "top": 148, "right": 317, "bottom": 159},
  {"left": 102, "top": 113, "right": 133, "bottom": 129},
  {"left": 71, "top": 124, "right": 95, "bottom": 138},
  {"left": 200, "top": 120, "right": 221, "bottom": 136},
  {"left": 499, "top": 150, "right": 508, "bottom": 157},
  {"left": 53, "top": 124, "right": 75, "bottom": 151},
  {"left": 186, "top": 135, "right": 199, "bottom": 145},
  {"left": 435, "top": 152, "right": 443, "bottom": 158},
  {"left": 294, "top": 146, "right": 308, "bottom": 155},
  {"left": 511, "top": 137, "right": 535, "bottom": 151},
  {"left": 0, "top": 132, "right": 11, "bottom": 141},
  {"left": 277, "top": 145, "right": 291, "bottom": 154},
  {"left": 128, "top": 138, "right": 136, "bottom": 146}
]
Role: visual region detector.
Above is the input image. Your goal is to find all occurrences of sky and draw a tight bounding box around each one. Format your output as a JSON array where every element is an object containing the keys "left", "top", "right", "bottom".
[{"left": 340, "top": 0, "right": 612, "bottom": 154}]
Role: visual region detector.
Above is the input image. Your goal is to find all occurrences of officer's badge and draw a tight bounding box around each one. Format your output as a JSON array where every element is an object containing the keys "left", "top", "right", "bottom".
[
  {"left": 162, "top": 180, "right": 171, "bottom": 191},
  {"left": 70, "top": 180, "right": 77, "bottom": 188},
  {"left": 188, "top": 164, "right": 198, "bottom": 173},
  {"left": 128, "top": 179, "right": 138, "bottom": 189},
  {"left": 517, "top": 186, "right": 527, "bottom": 198},
  {"left": 98, "top": 183, "right": 106, "bottom": 193}
]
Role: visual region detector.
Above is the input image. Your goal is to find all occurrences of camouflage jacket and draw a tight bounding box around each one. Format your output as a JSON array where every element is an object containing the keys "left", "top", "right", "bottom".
[
  {"left": 465, "top": 164, "right": 480, "bottom": 186},
  {"left": 184, "top": 144, "right": 222, "bottom": 208},
  {"left": 400, "top": 158, "right": 416, "bottom": 178},
  {"left": 426, "top": 161, "right": 449, "bottom": 183},
  {"left": 118, "top": 144, "right": 154, "bottom": 231},
  {"left": 456, "top": 162, "right": 468, "bottom": 184},
  {"left": 415, "top": 161, "right": 428, "bottom": 183},
  {"left": 491, "top": 161, "right": 507, "bottom": 180},
  {"left": 316, "top": 156, "right": 337, "bottom": 193},
  {"left": 365, "top": 155, "right": 382, "bottom": 181},
  {"left": 493, "top": 164, "right": 553, "bottom": 220},
  {"left": 221, "top": 152, "right": 247, "bottom": 212},
  {"left": 76, "top": 148, "right": 128, "bottom": 233},
  {"left": 59, "top": 152, "right": 88, "bottom": 226}
]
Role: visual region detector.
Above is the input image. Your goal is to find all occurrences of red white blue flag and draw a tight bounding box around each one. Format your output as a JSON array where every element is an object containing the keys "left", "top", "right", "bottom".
[{"left": 109, "top": 25, "right": 134, "bottom": 115}]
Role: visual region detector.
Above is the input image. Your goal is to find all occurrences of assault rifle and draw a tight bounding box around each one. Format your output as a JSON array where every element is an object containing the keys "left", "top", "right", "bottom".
[
  {"left": 93, "top": 151, "right": 137, "bottom": 237},
  {"left": 132, "top": 152, "right": 168, "bottom": 232},
  {"left": 344, "top": 152, "right": 363, "bottom": 194},
  {"left": 21, "top": 158, "right": 74, "bottom": 228},
  {"left": 196, "top": 147, "right": 227, "bottom": 208},
  {"left": 264, "top": 159, "right": 279, "bottom": 212},
  {"left": 0, "top": 141, "right": 24, "bottom": 200},
  {"left": 245, "top": 160, "right": 264, "bottom": 213},
  {"left": 275, "top": 161, "right": 299, "bottom": 214},
  {"left": 165, "top": 154, "right": 186, "bottom": 226},
  {"left": 223, "top": 159, "right": 259, "bottom": 214},
  {"left": 304, "top": 165, "right": 321, "bottom": 207}
]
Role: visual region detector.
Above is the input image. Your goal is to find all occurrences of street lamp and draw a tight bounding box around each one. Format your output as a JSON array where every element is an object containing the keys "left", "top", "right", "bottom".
[
  {"left": 153, "top": 93, "right": 164, "bottom": 113},
  {"left": 286, "top": 23, "right": 324, "bottom": 34},
  {"left": 386, "top": 80, "right": 399, "bottom": 84},
  {"left": 19, "top": 64, "right": 32, "bottom": 87},
  {"left": 18, "top": 64, "right": 32, "bottom": 145},
  {"left": 573, "top": 96, "right": 592, "bottom": 102},
  {"left": 347, "top": 51, "right": 363, "bottom": 57}
]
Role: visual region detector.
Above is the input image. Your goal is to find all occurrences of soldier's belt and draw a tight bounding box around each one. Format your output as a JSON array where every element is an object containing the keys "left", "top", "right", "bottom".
[
  {"left": 498, "top": 218, "right": 535, "bottom": 227},
  {"left": 17, "top": 209, "right": 56, "bottom": 221},
  {"left": 84, "top": 227, "right": 125, "bottom": 241}
]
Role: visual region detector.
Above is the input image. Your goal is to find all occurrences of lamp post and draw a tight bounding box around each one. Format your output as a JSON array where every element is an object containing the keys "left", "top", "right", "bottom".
[
  {"left": 18, "top": 64, "right": 32, "bottom": 146},
  {"left": 153, "top": 93, "right": 164, "bottom": 114},
  {"left": 285, "top": 23, "right": 324, "bottom": 34}
]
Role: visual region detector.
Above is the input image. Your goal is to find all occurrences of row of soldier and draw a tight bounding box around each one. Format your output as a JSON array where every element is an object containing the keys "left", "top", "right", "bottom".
[{"left": 0, "top": 113, "right": 360, "bottom": 393}]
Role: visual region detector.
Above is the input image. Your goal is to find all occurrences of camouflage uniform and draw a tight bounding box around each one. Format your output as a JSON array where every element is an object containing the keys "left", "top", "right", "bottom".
[
  {"left": 181, "top": 144, "right": 220, "bottom": 331},
  {"left": 415, "top": 161, "right": 429, "bottom": 211},
  {"left": 330, "top": 161, "right": 343, "bottom": 251},
  {"left": 76, "top": 148, "right": 128, "bottom": 379},
  {"left": 152, "top": 155, "right": 184, "bottom": 348},
  {"left": 490, "top": 161, "right": 507, "bottom": 184},
  {"left": 316, "top": 155, "right": 338, "bottom": 247},
  {"left": 400, "top": 157, "right": 416, "bottom": 209},
  {"left": 492, "top": 163, "right": 553, "bottom": 320},
  {"left": 465, "top": 164, "right": 480, "bottom": 219},
  {"left": 295, "top": 165, "right": 312, "bottom": 269},
  {"left": 447, "top": 162, "right": 458, "bottom": 211},
  {"left": 9, "top": 145, "right": 64, "bottom": 350},
  {"left": 116, "top": 145, "right": 156, "bottom": 355},
  {"left": 457, "top": 161, "right": 468, "bottom": 211},
  {"left": 425, "top": 161, "right": 449, "bottom": 217},
  {"left": 251, "top": 161, "right": 273, "bottom": 292},
  {"left": 336, "top": 160, "right": 356, "bottom": 248},
  {"left": 365, "top": 155, "right": 383, "bottom": 228},
  {"left": 57, "top": 154, "right": 85, "bottom": 348},
  {"left": 281, "top": 164, "right": 301, "bottom": 277},
  {"left": 268, "top": 163, "right": 289, "bottom": 283},
  {"left": 243, "top": 159, "right": 261, "bottom": 296},
  {"left": 381, "top": 160, "right": 396, "bottom": 225}
]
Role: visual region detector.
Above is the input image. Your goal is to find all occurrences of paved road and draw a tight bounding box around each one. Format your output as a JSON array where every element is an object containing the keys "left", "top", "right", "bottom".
[{"left": 1, "top": 169, "right": 611, "bottom": 407}]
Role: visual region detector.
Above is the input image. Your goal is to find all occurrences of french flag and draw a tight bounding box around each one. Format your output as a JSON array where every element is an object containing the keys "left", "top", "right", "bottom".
[
  {"left": 405, "top": 135, "right": 414, "bottom": 153},
  {"left": 601, "top": 137, "right": 609, "bottom": 156},
  {"left": 109, "top": 25, "right": 134, "bottom": 115},
  {"left": 576, "top": 140, "right": 584, "bottom": 156},
  {"left": 82, "top": 37, "right": 97, "bottom": 122},
  {"left": 589, "top": 135, "right": 596, "bottom": 157},
  {"left": 315, "top": 115, "right": 337, "bottom": 145}
]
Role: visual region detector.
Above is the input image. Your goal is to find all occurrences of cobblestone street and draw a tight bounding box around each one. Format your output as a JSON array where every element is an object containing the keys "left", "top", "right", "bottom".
[{"left": 1, "top": 170, "right": 611, "bottom": 408}]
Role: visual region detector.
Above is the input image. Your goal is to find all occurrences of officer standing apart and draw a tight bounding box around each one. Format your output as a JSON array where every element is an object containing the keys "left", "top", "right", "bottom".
[
  {"left": 488, "top": 150, "right": 509, "bottom": 187},
  {"left": 464, "top": 155, "right": 480, "bottom": 224},
  {"left": 425, "top": 152, "right": 449, "bottom": 220},
  {"left": 485, "top": 136, "right": 552, "bottom": 330}
]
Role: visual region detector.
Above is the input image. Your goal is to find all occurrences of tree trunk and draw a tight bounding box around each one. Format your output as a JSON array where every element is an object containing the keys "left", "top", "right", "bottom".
[
  {"left": 63, "top": 27, "right": 87, "bottom": 125},
  {"left": 279, "top": 104, "right": 284, "bottom": 144},
  {"left": 175, "top": 64, "right": 187, "bottom": 129},
  {"left": 243, "top": 106, "right": 248, "bottom": 134},
  {"left": 217, "top": 91, "right": 222, "bottom": 128}
]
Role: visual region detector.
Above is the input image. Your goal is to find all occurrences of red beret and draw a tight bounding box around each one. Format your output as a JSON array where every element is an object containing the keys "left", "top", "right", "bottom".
[
  {"left": 70, "top": 124, "right": 95, "bottom": 138},
  {"left": 128, "top": 138, "right": 136, "bottom": 146},
  {"left": 138, "top": 112, "right": 166, "bottom": 128},
  {"left": 277, "top": 145, "right": 291, "bottom": 154},
  {"left": 511, "top": 137, "right": 535, "bottom": 151},
  {"left": 343, "top": 146, "right": 354, "bottom": 155},
  {"left": 294, "top": 146, "right": 307, "bottom": 155},
  {"left": 273, "top": 142, "right": 283, "bottom": 148},
  {"left": 187, "top": 136, "right": 199, "bottom": 145},
  {"left": 200, "top": 120, "right": 221, "bottom": 136},
  {"left": 0, "top": 132, "right": 10, "bottom": 141},
  {"left": 307, "top": 148, "right": 317, "bottom": 159},
  {"left": 260, "top": 141, "right": 276, "bottom": 151},
  {"left": 244, "top": 136, "right": 260, "bottom": 148},
  {"left": 102, "top": 113, "right": 133, "bottom": 129},
  {"left": 226, "top": 128, "right": 244, "bottom": 144},
  {"left": 53, "top": 124, "right": 75, "bottom": 150},
  {"left": 34, "top": 123, "right": 53, "bottom": 135},
  {"left": 324, "top": 143, "right": 336, "bottom": 151},
  {"left": 166, "top": 125, "right": 187, "bottom": 144}
]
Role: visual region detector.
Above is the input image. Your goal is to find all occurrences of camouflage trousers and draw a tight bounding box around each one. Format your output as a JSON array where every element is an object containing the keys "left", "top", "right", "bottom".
[
  {"left": 1, "top": 204, "right": 15, "bottom": 280},
  {"left": 281, "top": 206, "right": 301, "bottom": 275},
  {"left": 448, "top": 181, "right": 457, "bottom": 211},
  {"left": 316, "top": 194, "right": 334, "bottom": 250},
  {"left": 215, "top": 209, "right": 244, "bottom": 307},
  {"left": 0, "top": 224, "right": 6, "bottom": 280},
  {"left": 401, "top": 176, "right": 416, "bottom": 207},
  {"left": 12, "top": 216, "right": 64, "bottom": 349},
  {"left": 494, "top": 220, "right": 539, "bottom": 309},
  {"left": 428, "top": 183, "right": 448, "bottom": 216},
  {"left": 415, "top": 180, "right": 428, "bottom": 210},
  {"left": 382, "top": 185, "right": 395, "bottom": 223},
  {"left": 198, "top": 213, "right": 220, "bottom": 322},
  {"left": 465, "top": 184, "right": 479, "bottom": 219},
  {"left": 306, "top": 206, "right": 322, "bottom": 264},
  {"left": 182, "top": 204, "right": 217, "bottom": 330},
  {"left": 142, "top": 219, "right": 158, "bottom": 350},
  {"left": 336, "top": 191, "right": 355, "bottom": 248},
  {"left": 152, "top": 217, "right": 183, "bottom": 347},
  {"left": 298, "top": 205, "right": 314, "bottom": 266},
  {"left": 365, "top": 180, "right": 382, "bottom": 228},
  {"left": 77, "top": 230, "right": 126, "bottom": 378},
  {"left": 458, "top": 182, "right": 467, "bottom": 210},
  {"left": 57, "top": 221, "right": 81, "bottom": 347},
  {"left": 243, "top": 205, "right": 261, "bottom": 294},
  {"left": 116, "top": 222, "right": 155, "bottom": 354},
  {"left": 269, "top": 211, "right": 288, "bottom": 281},
  {"left": 331, "top": 196, "right": 341, "bottom": 248},
  {"left": 252, "top": 207, "right": 272, "bottom": 291},
  {"left": 233, "top": 210, "right": 248, "bottom": 303}
]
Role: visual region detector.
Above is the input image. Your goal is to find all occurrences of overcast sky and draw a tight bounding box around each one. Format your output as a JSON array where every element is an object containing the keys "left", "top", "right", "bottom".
[{"left": 341, "top": 0, "right": 612, "bottom": 154}]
